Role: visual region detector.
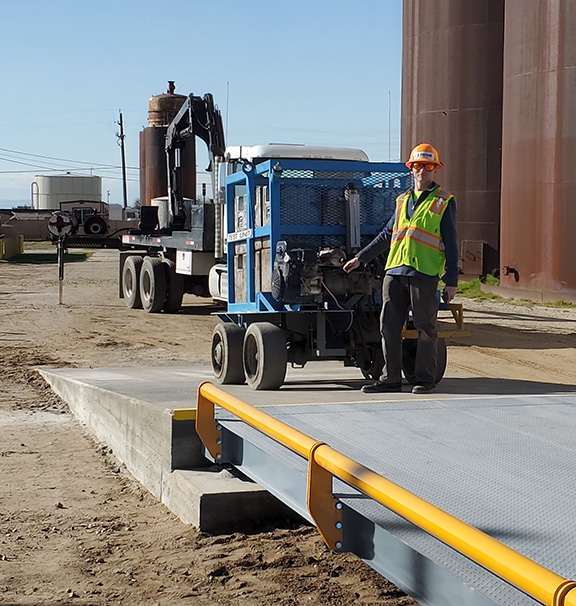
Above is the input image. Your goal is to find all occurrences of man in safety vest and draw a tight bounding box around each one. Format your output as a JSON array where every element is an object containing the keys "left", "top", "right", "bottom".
[{"left": 343, "top": 143, "right": 459, "bottom": 394}]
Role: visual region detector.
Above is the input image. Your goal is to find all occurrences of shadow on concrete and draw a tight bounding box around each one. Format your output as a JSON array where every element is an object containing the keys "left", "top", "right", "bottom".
[
  {"left": 428, "top": 376, "right": 576, "bottom": 396},
  {"left": 281, "top": 378, "right": 366, "bottom": 392},
  {"left": 281, "top": 375, "right": 576, "bottom": 397}
]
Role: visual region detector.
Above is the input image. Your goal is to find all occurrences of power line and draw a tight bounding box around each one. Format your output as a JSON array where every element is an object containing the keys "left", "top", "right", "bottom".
[
  {"left": 0, "top": 146, "right": 139, "bottom": 170},
  {"left": 0, "top": 154, "right": 133, "bottom": 174}
]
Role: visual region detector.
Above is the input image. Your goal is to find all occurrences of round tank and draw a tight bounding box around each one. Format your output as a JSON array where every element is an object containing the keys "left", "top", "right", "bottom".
[
  {"left": 32, "top": 175, "right": 102, "bottom": 210},
  {"left": 147, "top": 80, "right": 187, "bottom": 127},
  {"left": 140, "top": 126, "right": 169, "bottom": 208},
  {"left": 140, "top": 81, "right": 197, "bottom": 206},
  {"left": 402, "top": 0, "right": 505, "bottom": 273},
  {"left": 499, "top": 0, "right": 576, "bottom": 301}
]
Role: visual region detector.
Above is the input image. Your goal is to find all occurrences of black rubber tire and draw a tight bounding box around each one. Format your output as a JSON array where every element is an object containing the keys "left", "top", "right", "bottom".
[
  {"left": 211, "top": 323, "right": 246, "bottom": 384},
  {"left": 140, "top": 256, "right": 167, "bottom": 313},
  {"left": 162, "top": 259, "right": 185, "bottom": 313},
  {"left": 243, "top": 323, "right": 287, "bottom": 390},
  {"left": 84, "top": 215, "right": 107, "bottom": 235},
  {"left": 402, "top": 337, "right": 447, "bottom": 384},
  {"left": 122, "top": 256, "right": 143, "bottom": 309},
  {"left": 360, "top": 347, "right": 384, "bottom": 380}
]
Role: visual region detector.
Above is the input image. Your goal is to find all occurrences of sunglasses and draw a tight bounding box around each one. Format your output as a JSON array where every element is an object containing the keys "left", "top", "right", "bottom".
[{"left": 411, "top": 162, "right": 436, "bottom": 171}]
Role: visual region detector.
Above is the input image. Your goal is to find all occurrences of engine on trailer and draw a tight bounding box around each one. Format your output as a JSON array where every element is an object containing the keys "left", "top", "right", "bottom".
[{"left": 271, "top": 240, "right": 380, "bottom": 305}]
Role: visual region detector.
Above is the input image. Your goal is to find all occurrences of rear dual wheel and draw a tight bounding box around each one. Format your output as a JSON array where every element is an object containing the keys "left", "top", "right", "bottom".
[
  {"left": 122, "top": 255, "right": 143, "bottom": 309},
  {"left": 162, "top": 259, "right": 184, "bottom": 313},
  {"left": 243, "top": 323, "right": 287, "bottom": 390},
  {"left": 140, "top": 257, "right": 167, "bottom": 313},
  {"left": 123, "top": 256, "right": 184, "bottom": 314},
  {"left": 211, "top": 323, "right": 246, "bottom": 385},
  {"left": 211, "top": 322, "right": 288, "bottom": 390}
]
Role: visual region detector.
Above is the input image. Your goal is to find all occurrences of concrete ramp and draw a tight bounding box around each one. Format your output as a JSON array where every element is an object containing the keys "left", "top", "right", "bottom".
[{"left": 39, "top": 364, "right": 293, "bottom": 531}]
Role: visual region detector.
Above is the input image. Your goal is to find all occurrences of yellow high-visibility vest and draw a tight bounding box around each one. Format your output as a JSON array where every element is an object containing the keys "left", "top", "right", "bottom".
[{"left": 385, "top": 188, "right": 453, "bottom": 277}]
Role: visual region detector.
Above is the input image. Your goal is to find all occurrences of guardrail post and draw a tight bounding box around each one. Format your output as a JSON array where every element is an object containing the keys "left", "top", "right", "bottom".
[
  {"left": 307, "top": 443, "right": 343, "bottom": 552},
  {"left": 195, "top": 382, "right": 223, "bottom": 461}
]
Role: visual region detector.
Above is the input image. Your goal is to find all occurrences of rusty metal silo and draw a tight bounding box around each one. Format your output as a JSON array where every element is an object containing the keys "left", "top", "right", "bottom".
[
  {"left": 402, "top": 1, "right": 505, "bottom": 274},
  {"left": 139, "top": 81, "right": 197, "bottom": 206},
  {"left": 499, "top": 0, "right": 576, "bottom": 302}
]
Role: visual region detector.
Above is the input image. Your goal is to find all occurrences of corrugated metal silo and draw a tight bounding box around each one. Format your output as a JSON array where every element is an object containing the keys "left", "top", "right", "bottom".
[
  {"left": 499, "top": 0, "right": 576, "bottom": 301},
  {"left": 402, "top": 0, "right": 505, "bottom": 274},
  {"left": 139, "top": 82, "right": 197, "bottom": 206}
]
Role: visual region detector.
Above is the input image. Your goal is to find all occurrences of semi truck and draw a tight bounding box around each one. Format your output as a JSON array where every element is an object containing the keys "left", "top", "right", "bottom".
[{"left": 117, "top": 90, "right": 467, "bottom": 389}]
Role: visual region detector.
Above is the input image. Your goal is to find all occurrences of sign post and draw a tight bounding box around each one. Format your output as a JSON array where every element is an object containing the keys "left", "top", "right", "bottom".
[{"left": 48, "top": 212, "right": 73, "bottom": 305}]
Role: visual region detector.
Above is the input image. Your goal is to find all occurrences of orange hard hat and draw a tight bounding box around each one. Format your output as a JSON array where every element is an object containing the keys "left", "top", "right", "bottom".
[{"left": 405, "top": 143, "right": 443, "bottom": 169}]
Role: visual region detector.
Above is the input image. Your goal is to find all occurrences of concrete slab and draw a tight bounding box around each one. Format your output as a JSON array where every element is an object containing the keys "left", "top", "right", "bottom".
[
  {"left": 39, "top": 361, "right": 575, "bottom": 533},
  {"left": 40, "top": 360, "right": 572, "bottom": 411}
]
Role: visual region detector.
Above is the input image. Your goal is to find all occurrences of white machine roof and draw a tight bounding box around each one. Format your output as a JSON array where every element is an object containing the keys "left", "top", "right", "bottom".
[{"left": 225, "top": 143, "right": 369, "bottom": 163}]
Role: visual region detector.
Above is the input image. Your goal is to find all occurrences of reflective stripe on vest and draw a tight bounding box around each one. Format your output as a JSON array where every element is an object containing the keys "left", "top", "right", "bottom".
[
  {"left": 390, "top": 225, "right": 445, "bottom": 251},
  {"left": 385, "top": 188, "right": 452, "bottom": 277}
]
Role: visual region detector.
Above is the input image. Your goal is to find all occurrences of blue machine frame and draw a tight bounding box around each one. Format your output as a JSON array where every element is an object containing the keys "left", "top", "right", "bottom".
[{"left": 223, "top": 158, "right": 409, "bottom": 315}]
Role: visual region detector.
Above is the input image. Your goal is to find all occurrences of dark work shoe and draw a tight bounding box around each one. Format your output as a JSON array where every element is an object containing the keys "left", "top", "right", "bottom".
[
  {"left": 361, "top": 382, "right": 402, "bottom": 394},
  {"left": 412, "top": 384, "right": 435, "bottom": 394}
]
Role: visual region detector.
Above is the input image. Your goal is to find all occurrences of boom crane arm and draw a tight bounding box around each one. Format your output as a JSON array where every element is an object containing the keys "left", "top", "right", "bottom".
[{"left": 165, "top": 93, "right": 225, "bottom": 227}]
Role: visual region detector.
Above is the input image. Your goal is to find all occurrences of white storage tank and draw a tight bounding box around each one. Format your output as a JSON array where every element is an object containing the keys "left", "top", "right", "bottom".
[{"left": 31, "top": 175, "right": 102, "bottom": 210}]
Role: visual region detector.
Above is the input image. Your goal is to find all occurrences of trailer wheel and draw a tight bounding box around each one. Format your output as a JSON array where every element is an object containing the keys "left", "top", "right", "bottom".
[
  {"left": 402, "top": 337, "right": 447, "bottom": 384},
  {"left": 122, "top": 255, "right": 143, "bottom": 309},
  {"left": 243, "top": 323, "right": 287, "bottom": 390},
  {"left": 140, "top": 256, "right": 167, "bottom": 313},
  {"left": 211, "top": 323, "right": 246, "bottom": 384},
  {"left": 162, "top": 259, "right": 184, "bottom": 313}
]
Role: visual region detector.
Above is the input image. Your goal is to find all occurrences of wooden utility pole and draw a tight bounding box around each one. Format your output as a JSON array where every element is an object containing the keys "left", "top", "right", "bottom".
[{"left": 117, "top": 111, "right": 128, "bottom": 210}]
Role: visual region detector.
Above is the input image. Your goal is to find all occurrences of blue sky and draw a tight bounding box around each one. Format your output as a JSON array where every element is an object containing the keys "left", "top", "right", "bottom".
[{"left": 0, "top": 0, "right": 402, "bottom": 208}]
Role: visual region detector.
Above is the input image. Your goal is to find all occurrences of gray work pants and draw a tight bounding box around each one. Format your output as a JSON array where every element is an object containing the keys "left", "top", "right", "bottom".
[{"left": 379, "top": 274, "right": 439, "bottom": 386}]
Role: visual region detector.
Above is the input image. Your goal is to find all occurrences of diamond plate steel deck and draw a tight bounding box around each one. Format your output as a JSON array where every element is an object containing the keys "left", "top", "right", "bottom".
[{"left": 214, "top": 392, "right": 576, "bottom": 606}]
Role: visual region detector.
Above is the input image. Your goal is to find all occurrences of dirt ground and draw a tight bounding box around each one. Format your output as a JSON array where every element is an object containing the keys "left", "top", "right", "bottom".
[{"left": 1, "top": 248, "right": 576, "bottom": 606}]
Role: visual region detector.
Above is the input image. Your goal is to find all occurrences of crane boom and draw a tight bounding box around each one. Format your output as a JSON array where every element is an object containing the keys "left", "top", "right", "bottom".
[{"left": 165, "top": 93, "right": 225, "bottom": 226}]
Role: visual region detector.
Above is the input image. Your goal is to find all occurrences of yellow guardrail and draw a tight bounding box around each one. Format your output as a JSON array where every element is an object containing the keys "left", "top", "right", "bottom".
[{"left": 196, "top": 381, "right": 576, "bottom": 606}]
